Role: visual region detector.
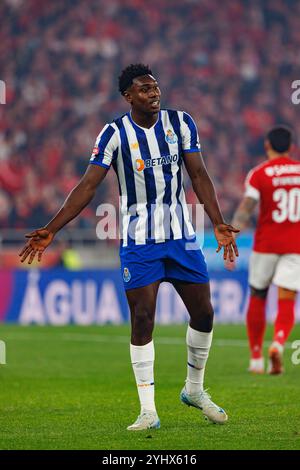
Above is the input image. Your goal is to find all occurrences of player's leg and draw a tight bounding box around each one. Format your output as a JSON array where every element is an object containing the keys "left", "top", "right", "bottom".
[
  {"left": 127, "top": 280, "right": 160, "bottom": 345},
  {"left": 173, "top": 280, "right": 227, "bottom": 424},
  {"left": 247, "top": 286, "right": 268, "bottom": 373},
  {"left": 268, "top": 287, "right": 296, "bottom": 375},
  {"left": 247, "top": 252, "right": 279, "bottom": 373},
  {"left": 164, "top": 237, "right": 227, "bottom": 423},
  {"left": 173, "top": 280, "right": 213, "bottom": 394},
  {"left": 126, "top": 281, "right": 161, "bottom": 430},
  {"left": 269, "top": 254, "right": 300, "bottom": 374},
  {"left": 274, "top": 287, "right": 296, "bottom": 347},
  {"left": 120, "top": 243, "right": 165, "bottom": 430}
]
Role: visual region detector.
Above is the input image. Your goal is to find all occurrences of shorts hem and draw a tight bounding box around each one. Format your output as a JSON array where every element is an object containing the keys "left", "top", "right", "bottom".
[
  {"left": 123, "top": 274, "right": 209, "bottom": 291},
  {"left": 163, "top": 275, "right": 209, "bottom": 285},
  {"left": 123, "top": 276, "right": 164, "bottom": 291}
]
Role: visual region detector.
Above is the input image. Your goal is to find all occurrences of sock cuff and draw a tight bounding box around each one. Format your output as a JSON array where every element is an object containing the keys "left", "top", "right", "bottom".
[
  {"left": 130, "top": 340, "right": 154, "bottom": 363},
  {"left": 186, "top": 325, "right": 213, "bottom": 348}
]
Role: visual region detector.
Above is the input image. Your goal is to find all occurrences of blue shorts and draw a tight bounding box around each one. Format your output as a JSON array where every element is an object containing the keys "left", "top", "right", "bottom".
[{"left": 119, "top": 237, "right": 209, "bottom": 290}]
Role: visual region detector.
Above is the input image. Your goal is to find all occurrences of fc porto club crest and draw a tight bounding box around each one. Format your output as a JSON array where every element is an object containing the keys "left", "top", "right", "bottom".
[
  {"left": 123, "top": 267, "right": 131, "bottom": 283},
  {"left": 165, "top": 129, "right": 178, "bottom": 145}
]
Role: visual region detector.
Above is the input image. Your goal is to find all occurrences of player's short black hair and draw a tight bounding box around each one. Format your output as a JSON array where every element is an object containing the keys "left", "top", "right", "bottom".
[
  {"left": 267, "top": 126, "right": 293, "bottom": 153},
  {"left": 118, "top": 64, "right": 153, "bottom": 95}
]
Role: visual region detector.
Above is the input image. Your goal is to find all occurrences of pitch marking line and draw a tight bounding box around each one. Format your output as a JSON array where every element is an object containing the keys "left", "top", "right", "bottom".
[{"left": 0, "top": 331, "right": 293, "bottom": 348}]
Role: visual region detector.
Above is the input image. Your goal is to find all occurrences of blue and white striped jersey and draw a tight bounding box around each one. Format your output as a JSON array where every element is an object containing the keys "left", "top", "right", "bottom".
[{"left": 90, "top": 109, "right": 201, "bottom": 246}]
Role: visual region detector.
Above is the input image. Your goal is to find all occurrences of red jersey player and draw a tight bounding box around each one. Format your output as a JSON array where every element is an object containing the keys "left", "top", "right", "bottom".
[{"left": 230, "top": 126, "right": 300, "bottom": 374}]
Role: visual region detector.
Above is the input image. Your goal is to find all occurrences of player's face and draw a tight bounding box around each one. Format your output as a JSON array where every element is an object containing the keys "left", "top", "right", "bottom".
[{"left": 125, "top": 75, "right": 161, "bottom": 114}]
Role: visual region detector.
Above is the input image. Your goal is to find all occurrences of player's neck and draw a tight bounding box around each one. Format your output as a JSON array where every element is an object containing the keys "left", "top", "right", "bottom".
[
  {"left": 268, "top": 151, "right": 289, "bottom": 161},
  {"left": 130, "top": 109, "right": 159, "bottom": 129}
]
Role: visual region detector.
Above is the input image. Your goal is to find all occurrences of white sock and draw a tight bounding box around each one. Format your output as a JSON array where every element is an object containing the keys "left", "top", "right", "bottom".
[
  {"left": 186, "top": 325, "right": 213, "bottom": 395},
  {"left": 130, "top": 340, "right": 156, "bottom": 414}
]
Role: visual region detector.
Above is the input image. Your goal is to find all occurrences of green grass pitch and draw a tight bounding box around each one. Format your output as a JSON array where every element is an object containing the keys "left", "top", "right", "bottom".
[{"left": 0, "top": 323, "right": 300, "bottom": 450}]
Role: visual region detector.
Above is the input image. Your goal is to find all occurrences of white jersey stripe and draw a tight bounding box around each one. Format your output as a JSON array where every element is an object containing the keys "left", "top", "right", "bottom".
[
  {"left": 179, "top": 171, "right": 194, "bottom": 237},
  {"left": 178, "top": 111, "right": 192, "bottom": 152}
]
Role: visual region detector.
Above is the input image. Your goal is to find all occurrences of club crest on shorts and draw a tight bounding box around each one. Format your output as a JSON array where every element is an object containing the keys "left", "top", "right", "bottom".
[
  {"left": 123, "top": 267, "right": 131, "bottom": 282},
  {"left": 165, "top": 129, "right": 178, "bottom": 145}
]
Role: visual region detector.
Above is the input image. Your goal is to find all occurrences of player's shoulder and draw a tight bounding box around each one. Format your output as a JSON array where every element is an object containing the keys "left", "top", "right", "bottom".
[
  {"left": 161, "top": 108, "right": 192, "bottom": 115},
  {"left": 251, "top": 156, "right": 300, "bottom": 175},
  {"left": 161, "top": 108, "right": 180, "bottom": 116},
  {"left": 94, "top": 117, "right": 125, "bottom": 146},
  {"left": 95, "top": 114, "right": 128, "bottom": 138},
  {"left": 111, "top": 113, "right": 128, "bottom": 128},
  {"left": 246, "top": 156, "right": 300, "bottom": 184},
  {"left": 281, "top": 155, "right": 300, "bottom": 166},
  {"left": 247, "top": 159, "right": 271, "bottom": 178},
  {"left": 162, "top": 109, "right": 196, "bottom": 123}
]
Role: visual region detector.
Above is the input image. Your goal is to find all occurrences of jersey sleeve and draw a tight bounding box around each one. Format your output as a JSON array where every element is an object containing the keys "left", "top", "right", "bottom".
[
  {"left": 244, "top": 168, "right": 261, "bottom": 201},
  {"left": 180, "top": 111, "right": 201, "bottom": 153},
  {"left": 89, "top": 124, "right": 118, "bottom": 169}
]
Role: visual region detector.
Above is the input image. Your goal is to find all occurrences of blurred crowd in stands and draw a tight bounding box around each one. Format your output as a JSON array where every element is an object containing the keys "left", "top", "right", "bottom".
[{"left": 1, "top": 0, "right": 300, "bottom": 231}]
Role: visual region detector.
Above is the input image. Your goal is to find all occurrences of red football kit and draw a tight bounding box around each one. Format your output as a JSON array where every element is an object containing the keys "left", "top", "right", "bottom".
[{"left": 245, "top": 155, "right": 300, "bottom": 254}]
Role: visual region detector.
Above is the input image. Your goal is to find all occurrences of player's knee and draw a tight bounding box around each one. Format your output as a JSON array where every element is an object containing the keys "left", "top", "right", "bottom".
[
  {"left": 191, "top": 307, "right": 214, "bottom": 333},
  {"left": 278, "top": 286, "right": 297, "bottom": 300},
  {"left": 201, "top": 309, "right": 214, "bottom": 332},
  {"left": 131, "top": 306, "right": 155, "bottom": 344},
  {"left": 132, "top": 304, "right": 155, "bottom": 332},
  {"left": 250, "top": 286, "right": 268, "bottom": 299}
]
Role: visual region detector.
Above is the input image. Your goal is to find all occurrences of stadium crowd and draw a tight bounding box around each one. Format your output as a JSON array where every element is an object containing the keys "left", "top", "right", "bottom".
[{"left": 0, "top": 0, "right": 299, "bottom": 230}]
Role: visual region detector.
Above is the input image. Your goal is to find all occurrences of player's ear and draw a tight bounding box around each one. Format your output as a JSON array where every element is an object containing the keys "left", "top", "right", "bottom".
[{"left": 123, "top": 91, "right": 132, "bottom": 105}]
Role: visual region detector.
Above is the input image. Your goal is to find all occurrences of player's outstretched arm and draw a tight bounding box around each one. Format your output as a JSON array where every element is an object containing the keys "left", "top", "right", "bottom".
[
  {"left": 19, "top": 164, "right": 108, "bottom": 264},
  {"left": 231, "top": 196, "right": 257, "bottom": 232},
  {"left": 184, "top": 151, "right": 239, "bottom": 261},
  {"left": 224, "top": 196, "right": 257, "bottom": 270}
]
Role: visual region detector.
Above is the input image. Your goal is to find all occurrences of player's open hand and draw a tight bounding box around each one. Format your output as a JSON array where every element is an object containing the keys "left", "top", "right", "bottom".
[
  {"left": 19, "top": 228, "right": 54, "bottom": 264},
  {"left": 214, "top": 223, "right": 239, "bottom": 262}
]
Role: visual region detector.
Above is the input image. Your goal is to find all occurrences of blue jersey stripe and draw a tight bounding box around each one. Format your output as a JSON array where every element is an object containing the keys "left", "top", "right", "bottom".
[
  {"left": 183, "top": 112, "right": 198, "bottom": 149},
  {"left": 111, "top": 147, "right": 118, "bottom": 162},
  {"left": 95, "top": 125, "right": 115, "bottom": 165},
  {"left": 114, "top": 118, "right": 137, "bottom": 210},
  {"left": 111, "top": 148, "right": 121, "bottom": 192}
]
